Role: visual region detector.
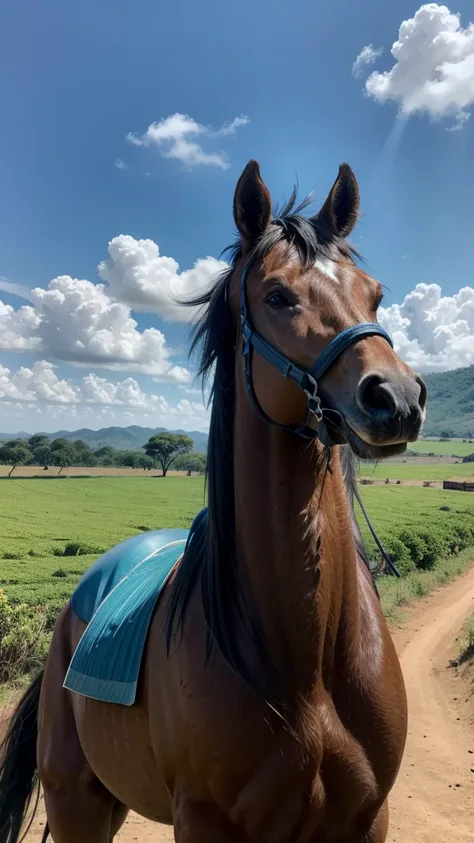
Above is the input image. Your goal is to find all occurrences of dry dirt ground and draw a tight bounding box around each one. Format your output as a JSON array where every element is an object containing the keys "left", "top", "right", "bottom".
[
  {"left": 0, "top": 466, "right": 196, "bottom": 478},
  {"left": 8, "top": 566, "right": 474, "bottom": 843}
]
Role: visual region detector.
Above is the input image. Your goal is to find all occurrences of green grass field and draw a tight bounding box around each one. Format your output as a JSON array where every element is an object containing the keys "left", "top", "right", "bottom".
[
  {"left": 357, "top": 484, "right": 474, "bottom": 552},
  {"left": 1, "top": 476, "right": 474, "bottom": 615},
  {"left": 360, "top": 460, "right": 474, "bottom": 482},
  {"left": 409, "top": 440, "right": 474, "bottom": 457},
  {"left": 0, "top": 477, "right": 205, "bottom": 611}
]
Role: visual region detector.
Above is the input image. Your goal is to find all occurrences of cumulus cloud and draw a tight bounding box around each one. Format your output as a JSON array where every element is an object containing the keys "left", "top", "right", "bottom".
[
  {"left": 98, "top": 235, "right": 227, "bottom": 321},
  {"left": 115, "top": 158, "right": 128, "bottom": 170},
  {"left": 0, "top": 275, "right": 191, "bottom": 380},
  {"left": 379, "top": 283, "right": 474, "bottom": 372},
  {"left": 126, "top": 112, "right": 250, "bottom": 170},
  {"left": 0, "top": 361, "right": 79, "bottom": 404},
  {"left": 0, "top": 300, "right": 41, "bottom": 351},
  {"left": 352, "top": 44, "right": 383, "bottom": 77},
  {"left": 0, "top": 233, "right": 230, "bottom": 376},
  {"left": 361, "top": 4, "right": 474, "bottom": 129},
  {"left": 0, "top": 361, "right": 210, "bottom": 429}
]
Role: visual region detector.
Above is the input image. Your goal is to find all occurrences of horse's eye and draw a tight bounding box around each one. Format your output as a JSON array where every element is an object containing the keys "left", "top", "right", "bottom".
[{"left": 266, "top": 291, "right": 291, "bottom": 309}]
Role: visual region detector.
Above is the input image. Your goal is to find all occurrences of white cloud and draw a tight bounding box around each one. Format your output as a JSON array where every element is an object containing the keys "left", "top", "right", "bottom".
[
  {"left": 0, "top": 361, "right": 210, "bottom": 430},
  {"left": 447, "top": 110, "right": 471, "bottom": 130},
  {"left": 379, "top": 283, "right": 474, "bottom": 372},
  {"left": 0, "top": 275, "right": 32, "bottom": 301},
  {"left": 115, "top": 158, "right": 128, "bottom": 170},
  {"left": 0, "top": 233, "right": 231, "bottom": 377},
  {"left": 213, "top": 116, "right": 250, "bottom": 137},
  {"left": 0, "top": 275, "right": 191, "bottom": 380},
  {"left": 0, "top": 300, "right": 41, "bottom": 350},
  {"left": 352, "top": 44, "right": 383, "bottom": 77},
  {"left": 127, "top": 113, "right": 204, "bottom": 146},
  {"left": 126, "top": 112, "right": 250, "bottom": 170},
  {"left": 362, "top": 4, "right": 474, "bottom": 129},
  {"left": 98, "top": 235, "right": 227, "bottom": 322},
  {"left": 0, "top": 361, "right": 79, "bottom": 404}
]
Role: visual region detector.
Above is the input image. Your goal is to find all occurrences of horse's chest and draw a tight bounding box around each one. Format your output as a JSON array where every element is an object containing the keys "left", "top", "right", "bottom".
[
  {"left": 195, "top": 711, "right": 380, "bottom": 843},
  {"left": 225, "top": 746, "right": 379, "bottom": 843}
]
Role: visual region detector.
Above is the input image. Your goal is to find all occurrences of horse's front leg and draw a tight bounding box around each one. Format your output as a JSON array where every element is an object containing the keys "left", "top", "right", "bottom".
[
  {"left": 173, "top": 796, "right": 251, "bottom": 843},
  {"left": 364, "top": 801, "right": 389, "bottom": 843}
]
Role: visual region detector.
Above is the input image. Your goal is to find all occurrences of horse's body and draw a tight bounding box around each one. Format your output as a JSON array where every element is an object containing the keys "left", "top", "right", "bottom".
[{"left": 0, "top": 161, "right": 426, "bottom": 843}]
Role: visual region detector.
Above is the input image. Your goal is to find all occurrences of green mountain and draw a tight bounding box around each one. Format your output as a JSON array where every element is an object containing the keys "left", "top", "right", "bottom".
[
  {"left": 422, "top": 365, "right": 474, "bottom": 438},
  {"left": 0, "top": 426, "right": 209, "bottom": 453}
]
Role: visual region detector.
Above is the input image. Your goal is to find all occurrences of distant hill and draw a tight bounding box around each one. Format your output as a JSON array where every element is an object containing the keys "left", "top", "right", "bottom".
[
  {"left": 0, "top": 425, "right": 209, "bottom": 453},
  {"left": 2, "top": 366, "right": 474, "bottom": 445},
  {"left": 422, "top": 365, "right": 474, "bottom": 438}
]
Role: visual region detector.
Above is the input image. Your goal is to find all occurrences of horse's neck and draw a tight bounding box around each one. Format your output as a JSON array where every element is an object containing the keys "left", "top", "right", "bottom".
[{"left": 233, "top": 402, "right": 360, "bottom": 696}]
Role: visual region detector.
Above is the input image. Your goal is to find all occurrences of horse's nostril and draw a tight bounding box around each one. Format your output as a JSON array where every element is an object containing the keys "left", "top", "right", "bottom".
[
  {"left": 416, "top": 376, "right": 427, "bottom": 411},
  {"left": 358, "top": 375, "right": 397, "bottom": 418}
]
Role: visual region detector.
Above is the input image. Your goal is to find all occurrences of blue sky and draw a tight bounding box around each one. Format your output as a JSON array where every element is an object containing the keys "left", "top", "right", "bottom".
[{"left": 1, "top": 0, "right": 474, "bottom": 433}]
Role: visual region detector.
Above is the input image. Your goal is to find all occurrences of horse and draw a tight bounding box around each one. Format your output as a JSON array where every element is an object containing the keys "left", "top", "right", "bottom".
[{"left": 0, "top": 160, "right": 426, "bottom": 843}]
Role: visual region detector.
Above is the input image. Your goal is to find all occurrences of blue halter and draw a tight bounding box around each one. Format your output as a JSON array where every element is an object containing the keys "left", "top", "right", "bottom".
[
  {"left": 239, "top": 262, "right": 400, "bottom": 579},
  {"left": 240, "top": 262, "right": 394, "bottom": 441}
]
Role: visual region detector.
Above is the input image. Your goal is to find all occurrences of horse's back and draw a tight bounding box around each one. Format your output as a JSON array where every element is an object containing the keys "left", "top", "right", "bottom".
[{"left": 70, "top": 528, "right": 190, "bottom": 623}]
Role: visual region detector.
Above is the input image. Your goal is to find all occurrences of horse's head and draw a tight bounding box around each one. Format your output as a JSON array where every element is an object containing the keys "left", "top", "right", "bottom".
[{"left": 230, "top": 160, "right": 426, "bottom": 460}]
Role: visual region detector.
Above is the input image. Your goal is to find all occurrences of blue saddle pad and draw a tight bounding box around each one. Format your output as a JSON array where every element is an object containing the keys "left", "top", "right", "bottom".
[{"left": 63, "top": 509, "right": 207, "bottom": 706}]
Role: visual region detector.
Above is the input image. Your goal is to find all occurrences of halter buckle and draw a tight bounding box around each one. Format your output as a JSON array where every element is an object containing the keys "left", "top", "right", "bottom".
[{"left": 303, "top": 374, "right": 323, "bottom": 425}]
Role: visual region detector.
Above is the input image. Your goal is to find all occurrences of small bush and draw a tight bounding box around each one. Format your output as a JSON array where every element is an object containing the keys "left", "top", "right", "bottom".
[
  {"left": 417, "top": 530, "right": 448, "bottom": 569},
  {"left": 45, "top": 602, "right": 64, "bottom": 631},
  {"left": 0, "top": 588, "right": 50, "bottom": 684},
  {"left": 52, "top": 568, "right": 68, "bottom": 578},
  {"left": 54, "top": 541, "right": 103, "bottom": 557},
  {"left": 398, "top": 531, "right": 428, "bottom": 568},
  {"left": 382, "top": 537, "right": 415, "bottom": 576}
]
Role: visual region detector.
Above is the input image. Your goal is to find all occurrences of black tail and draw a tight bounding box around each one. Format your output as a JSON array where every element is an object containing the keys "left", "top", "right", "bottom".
[{"left": 0, "top": 671, "right": 43, "bottom": 843}]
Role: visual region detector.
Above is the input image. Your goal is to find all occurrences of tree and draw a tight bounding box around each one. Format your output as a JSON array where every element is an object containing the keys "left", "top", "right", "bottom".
[
  {"left": 50, "top": 439, "right": 76, "bottom": 475},
  {"left": 137, "top": 455, "right": 155, "bottom": 470},
  {"left": 173, "top": 452, "right": 207, "bottom": 474},
  {"left": 33, "top": 444, "right": 52, "bottom": 467},
  {"left": 94, "top": 446, "right": 118, "bottom": 466},
  {"left": 72, "top": 440, "right": 96, "bottom": 466},
  {"left": 50, "top": 437, "right": 72, "bottom": 451},
  {"left": 120, "top": 451, "right": 141, "bottom": 468},
  {"left": 143, "top": 433, "right": 193, "bottom": 477},
  {"left": 0, "top": 441, "right": 32, "bottom": 477},
  {"left": 50, "top": 447, "right": 74, "bottom": 475},
  {"left": 27, "top": 434, "right": 51, "bottom": 466},
  {"left": 28, "top": 434, "right": 50, "bottom": 452}
]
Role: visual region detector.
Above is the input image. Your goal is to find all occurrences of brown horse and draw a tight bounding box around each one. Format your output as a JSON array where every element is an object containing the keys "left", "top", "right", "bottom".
[{"left": 0, "top": 161, "right": 426, "bottom": 843}]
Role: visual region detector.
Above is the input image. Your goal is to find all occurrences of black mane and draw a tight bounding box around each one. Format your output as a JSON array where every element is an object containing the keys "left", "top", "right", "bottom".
[{"left": 165, "top": 194, "right": 365, "bottom": 705}]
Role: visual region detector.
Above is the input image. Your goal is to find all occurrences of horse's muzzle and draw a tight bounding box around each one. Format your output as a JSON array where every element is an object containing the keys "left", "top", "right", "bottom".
[{"left": 355, "top": 371, "right": 427, "bottom": 444}]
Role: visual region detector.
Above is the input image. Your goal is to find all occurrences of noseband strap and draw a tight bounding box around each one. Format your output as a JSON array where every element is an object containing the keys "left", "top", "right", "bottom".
[
  {"left": 239, "top": 262, "right": 393, "bottom": 440},
  {"left": 239, "top": 262, "right": 401, "bottom": 579}
]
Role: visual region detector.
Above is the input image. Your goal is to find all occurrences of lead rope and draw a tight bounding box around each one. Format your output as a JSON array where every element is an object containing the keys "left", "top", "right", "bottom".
[{"left": 352, "top": 480, "right": 401, "bottom": 578}]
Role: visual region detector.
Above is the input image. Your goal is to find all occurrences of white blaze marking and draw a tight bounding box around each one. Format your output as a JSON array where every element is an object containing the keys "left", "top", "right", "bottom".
[{"left": 314, "top": 258, "right": 338, "bottom": 282}]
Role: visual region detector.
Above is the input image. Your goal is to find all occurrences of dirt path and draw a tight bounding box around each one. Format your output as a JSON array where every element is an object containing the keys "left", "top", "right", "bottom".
[
  {"left": 387, "top": 566, "right": 474, "bottom": 842},
  {"left": 18, "top": 566, "right": 474, "bottom": 843}
]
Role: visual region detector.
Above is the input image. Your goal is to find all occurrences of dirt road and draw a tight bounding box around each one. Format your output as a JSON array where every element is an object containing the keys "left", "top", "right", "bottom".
[
  {"left": 387, "top": 566, "right": 474, "bottom": 842},
  {"left": 17, "top": 566, "right": 474, "bottom": 843}
]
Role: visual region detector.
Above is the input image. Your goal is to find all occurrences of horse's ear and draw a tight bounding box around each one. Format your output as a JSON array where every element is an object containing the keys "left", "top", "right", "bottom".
[
  {"left": 233, "top": 160, "right": 272, "bottom": 247},
  {"left": 316, "top": 163, "right": 360, "bottom": 238}
]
